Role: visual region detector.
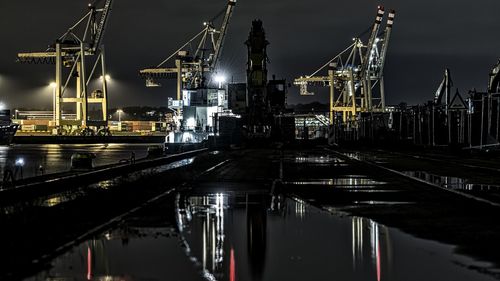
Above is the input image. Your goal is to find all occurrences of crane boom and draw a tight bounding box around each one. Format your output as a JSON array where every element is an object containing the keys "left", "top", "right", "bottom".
[
  {"left": 360, "top": 6, "right": 385, "bottom": 79},
  {"left": 293, "top": 5, "right": 396, "bottom": 123},
  {"left": 489, "top": 60, "right": 500, "bottom": 94},
  {"left": 139, "top": 0, "right": 237, "bottom": 90},
  {"left": 211, "top": 0, "right": 237, "bottom": 71},
  {"left": 377, "top": 10, "right": 395, "bottom": 78},
  {"left": 435, "top": 68, "right": 453, "bottom": 105},
  {"left": 91, "top": 0, "right": 114, "bottom": 52}
]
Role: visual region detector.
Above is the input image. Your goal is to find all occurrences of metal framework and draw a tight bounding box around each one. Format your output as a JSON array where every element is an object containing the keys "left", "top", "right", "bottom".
[
  {"left": 434, "top": 68, "right": 453, "bottom": 108},
  {"left": 17, "top": 0, "right": 113, "bottom": 133},
  {"left": 489, "top": 60, "right": 500, "bottom": 95},
  {"left": 294, "top": 7, "right": 396, "bottom": 124},
  {"left": 139, "top": 0, "right": 237, "bottom": 101}
]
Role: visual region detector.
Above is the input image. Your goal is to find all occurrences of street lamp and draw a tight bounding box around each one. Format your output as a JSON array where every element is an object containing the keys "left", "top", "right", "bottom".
[
  {"left": 100, "top": 75, "right": 111, "bottom": 82},
  {"left": 214, "top": 75, "right": 227, "bottom": 89},
  {"left": 49, "top": 82, "right": 57, "bottom": 122},
  {"left": 15, "top": 109, "right": 19, "bottom": 119},
  {"left": 116, "top": 109, "right": 123, "bottom": 122}
]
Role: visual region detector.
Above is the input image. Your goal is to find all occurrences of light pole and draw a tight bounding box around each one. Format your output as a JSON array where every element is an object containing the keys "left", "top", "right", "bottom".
[
  {"left": 15, "top": 109, "right": 19, "bottom": 119},
  {"left": 49, "top": 82, "right": 57, "bottom": 122},
  {"left": 117, "top": 109, "right": 123, "bottom": 122}
]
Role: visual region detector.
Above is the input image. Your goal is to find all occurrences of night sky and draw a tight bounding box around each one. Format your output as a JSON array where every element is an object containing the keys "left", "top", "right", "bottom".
[{"left": 0, "top": 0, "right": 499, "bottom": 109}]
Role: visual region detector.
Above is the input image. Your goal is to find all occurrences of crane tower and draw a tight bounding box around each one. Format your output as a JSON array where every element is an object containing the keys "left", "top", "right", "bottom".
[
  {"left": 139, "top": 0, "right": 237, "bottom": 102},
  {"left": 294, "top": 7, "right": 396, "bottom": 125},
  {"left": 17, "top": 0, "right": 114, "bottom": 135}
]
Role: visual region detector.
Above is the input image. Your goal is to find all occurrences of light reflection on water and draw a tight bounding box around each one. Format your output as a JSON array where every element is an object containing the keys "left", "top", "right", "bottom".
[
  {"left": 285, "top": 177, "right": 386, "bottom": 187},
  {"left": 24, "top": 192, "right": 498, "bottom": 281},
  {"left": 0, "top": 144, "right": 152, "bottom": 179},
  {"left": 294, "top": 155, "right": 345, "bottom": 164},
  {"left": 1, "top": 158, "right": 196, "bottom": 214},
  {"left": 403, "top": 171, "right": 500, "bottom": 192}
]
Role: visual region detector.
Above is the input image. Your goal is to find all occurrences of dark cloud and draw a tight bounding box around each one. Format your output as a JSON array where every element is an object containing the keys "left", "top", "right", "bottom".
[{"left": 0, "top": 0, "right": 499, "bottom": 108}]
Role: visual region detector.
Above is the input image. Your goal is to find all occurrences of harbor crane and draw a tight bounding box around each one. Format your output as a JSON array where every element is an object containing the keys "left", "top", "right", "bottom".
[
  {"left": 17, "top": 0, "right": 114, "bottom": 135},
  {"left": 294, "top": 7, "right": 395, "bottom": 124},
  {"left": 139, "top": 0, "right": 237, "bottom": 102},
  {"left": 489, "top": 60, "right": 500, "bottom": 95},
  {"left": 434, "top": 68, "right": 453, "bottom": 109}
]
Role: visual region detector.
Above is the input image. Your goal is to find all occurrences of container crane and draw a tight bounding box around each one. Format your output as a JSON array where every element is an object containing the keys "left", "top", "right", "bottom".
[
  {"left": 294, "top": 7, "right": 396, "bottom": 124},
  {"left": 17, "top": 0, "right": 114, "bottom": 135},
  {"left": 139, "top": 0, "right": 237, "bottom": 102},
  {"left": 489, "top": 60, "right": 500, "bottom": 95}
]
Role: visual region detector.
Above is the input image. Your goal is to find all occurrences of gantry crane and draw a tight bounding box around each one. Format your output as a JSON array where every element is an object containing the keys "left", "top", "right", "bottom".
[
  {"left": 17, "top": 0, "right": 114, "bottom": 135},
  {"left": 294, "top": 7, "right": 396, "bottom": 124},
  {"left": 139, "top": 0, "right": 237, "bottom": 102}
]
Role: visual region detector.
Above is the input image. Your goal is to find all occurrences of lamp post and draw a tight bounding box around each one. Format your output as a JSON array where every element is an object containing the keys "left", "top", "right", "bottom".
[
  {"left": 117, "top": 109, "right": 123, "bottom": 122},
  {"left": 15, "top": 109, "right": 19, "bottom": 119},
  {"left": 49, "top": 82, "right": 57, "bottom": 122}
]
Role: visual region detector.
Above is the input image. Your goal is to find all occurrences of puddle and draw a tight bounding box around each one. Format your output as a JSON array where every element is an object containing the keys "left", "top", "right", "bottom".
[
  {"left": 25, "top": 191, "right": 499, "bottom": 281},
  {"left": 350, "top": 201, "right": 415, "bottom": 205},
  {"left": 403, "top": 171, "right": 500, "bottom": 192},
  {"left": 284, "top": 177, "right": 386, "bottom": 187},
  {"left": 293, "top": 155, "right": 345, "bottom": 164}
]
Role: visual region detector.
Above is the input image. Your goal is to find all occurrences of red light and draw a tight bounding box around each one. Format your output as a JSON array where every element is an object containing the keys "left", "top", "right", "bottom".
[
  {"left": 230, "top": 248, "right": 236, "bottom": 281},
  {"left": 87, "top": 246, "right": 92, "bottom": 280}
]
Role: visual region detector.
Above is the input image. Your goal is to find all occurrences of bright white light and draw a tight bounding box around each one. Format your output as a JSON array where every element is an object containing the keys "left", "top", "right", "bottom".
[
  {"left": 214, "top": 75, "right": 226, "bottom": 84},
  {"left": 0, "top": 102, "right": 5, "bottom": 111},
  {"left": 100, "top": 75, "right": 111, "bottom": 82},
  {"left": 182, "top": 132, "right": 194, "bottom": 143},
  {"left": 15, "top": 158, "right": 25, "bottom": 166},
  {"left": 116, "top": 109, "right": 123, "bottom": 114},
  {"left": 49, "top": 82, "right": 57, "bottom": 88},
  {"left": 186, "top": 117, "right": 196, "bottom": 128}
]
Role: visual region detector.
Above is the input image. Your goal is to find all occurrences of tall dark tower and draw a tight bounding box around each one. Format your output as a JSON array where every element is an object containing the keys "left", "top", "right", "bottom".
[{"left": 246, "top": 20, "right": 271, "bottom": 136}]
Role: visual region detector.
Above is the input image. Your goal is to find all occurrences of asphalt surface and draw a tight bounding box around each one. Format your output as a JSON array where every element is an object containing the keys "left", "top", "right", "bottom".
[{"left": 7, "top": 148, "right": 500, "bottom": 281}]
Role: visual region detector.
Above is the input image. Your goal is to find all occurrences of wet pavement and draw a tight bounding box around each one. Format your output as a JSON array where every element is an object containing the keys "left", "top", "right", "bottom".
[
  {"left": 24, "top": 190, "right": 498, "bottom": 281},
  {"left": 20, "top": 149, "right": 500, "bottom": 281},
  {"left": 337, "top": 149, "right": 500, "bottom": 203},
  {"left": 0, "top": 144, "right": 152, "bottom": 179}
]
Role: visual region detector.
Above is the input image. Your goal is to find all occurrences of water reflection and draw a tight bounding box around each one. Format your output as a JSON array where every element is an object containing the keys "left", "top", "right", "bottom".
[
  {"left": 351, "top": 217, "right": 392, "bottom": 281},
  {"left": 176, "top": 192, "right": 273, "bottom": 281},
  {"left": 24, "top": 191, "right": 499, "bottom": 281},
  {"left": 174, "top": 192, "right": 496, "bottom": 281},
  {"left": 294, "top": 155, "right": 345, "bottom": 165},
  {"left": 404, "top": 171, "right": 500, "bottom": 192},
  {"left": 0, "top": 144, "right": 152, "bottom": 180},
  {"left": 285, "top": 177, "right": 385, "bottom": 187}
]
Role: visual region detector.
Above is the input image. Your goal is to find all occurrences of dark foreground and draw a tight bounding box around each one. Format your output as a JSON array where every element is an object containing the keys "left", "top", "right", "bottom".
[{"left": 1, "top": 148, "right": 500, "bottom": 280}]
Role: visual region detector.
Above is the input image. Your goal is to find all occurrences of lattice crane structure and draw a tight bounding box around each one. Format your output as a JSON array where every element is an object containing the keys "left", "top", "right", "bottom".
[
  {"left": 294, "top": 7, "right": 395, "bottom": 124},
  {"left": 489, "top": 60, "right": 500, "bottom": 95},
  {"left": 139, "top": 0, "right": 236, "bottom": 102},
  {"left": 17, "top": 0, "right": 114, "bottom": 135}
]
